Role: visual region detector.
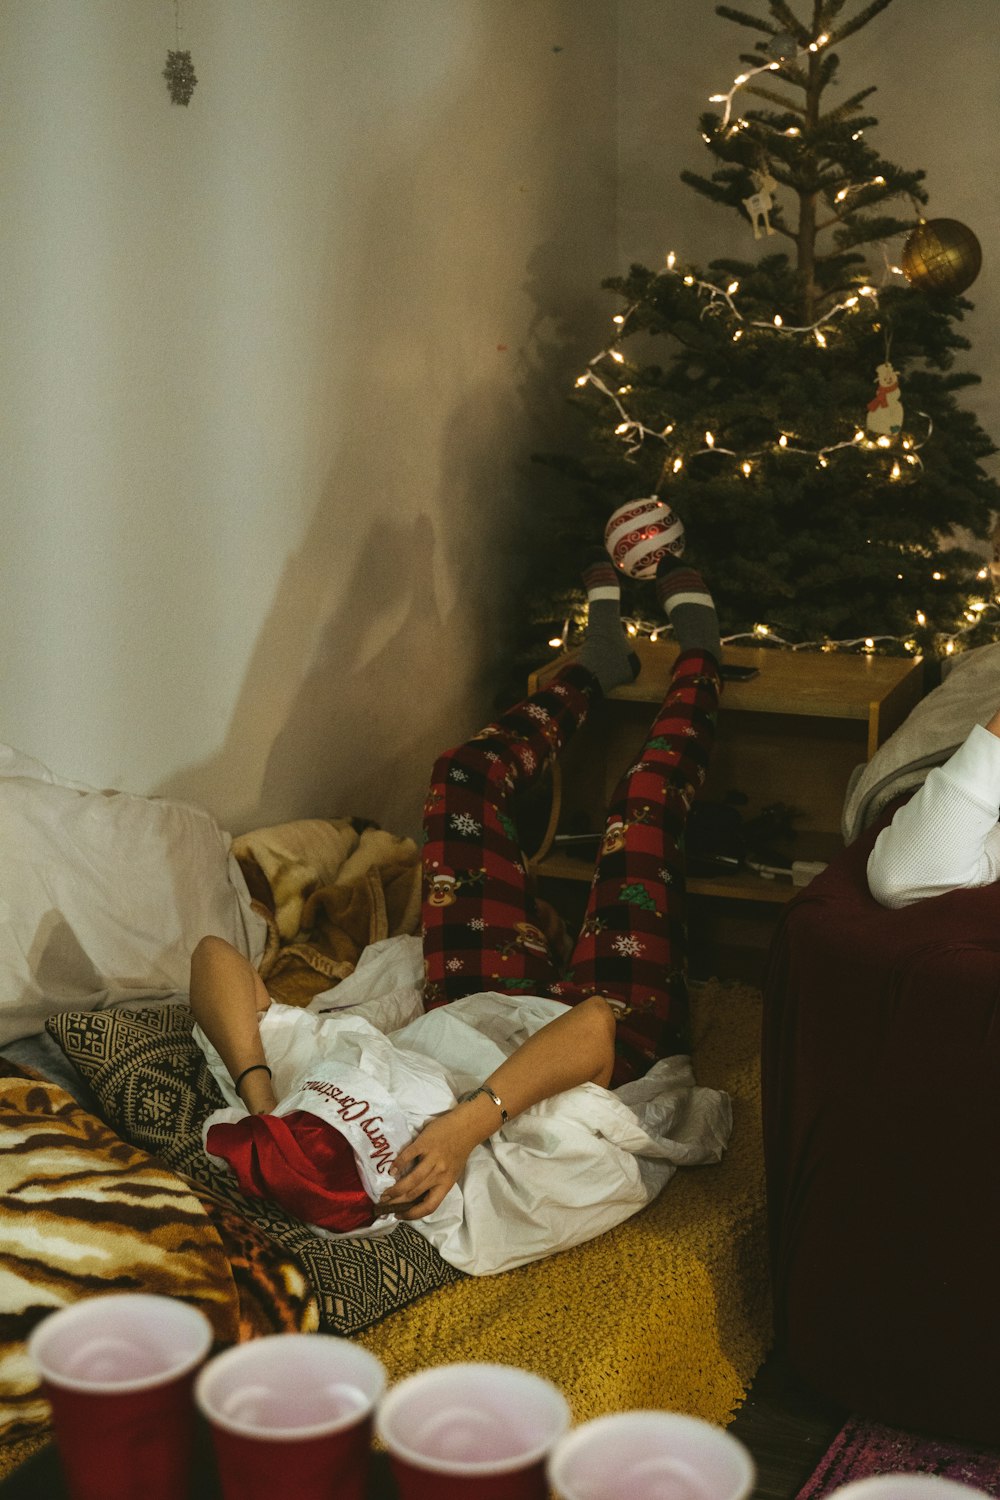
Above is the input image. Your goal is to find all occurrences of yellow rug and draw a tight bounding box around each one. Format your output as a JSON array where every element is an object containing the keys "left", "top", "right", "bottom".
[{"left": 359, "top": 978, "right": 771, "bottom": 1426}]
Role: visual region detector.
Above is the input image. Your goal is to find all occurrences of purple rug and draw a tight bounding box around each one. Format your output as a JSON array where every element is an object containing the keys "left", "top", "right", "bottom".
[{"left": 796, "top": 1417, "right": 1000, "bottom": 1500}]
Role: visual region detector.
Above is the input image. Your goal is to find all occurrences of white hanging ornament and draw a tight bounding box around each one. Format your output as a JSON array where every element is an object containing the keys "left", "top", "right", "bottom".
[
  {"left": 866, "top": 361, "right": 904, "bottom": 441},
  {"left": 604, "top": 497, "right": 685, "bottom": 579},
  {"left": 742, "top": 169, "right": 778, "bottom": 240}
]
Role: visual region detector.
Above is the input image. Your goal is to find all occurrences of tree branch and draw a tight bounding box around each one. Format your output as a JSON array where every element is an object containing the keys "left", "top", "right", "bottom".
[
  {"left": 743, "top": 84, "right": 807, "bottom": 113},
  {"left": 768, "top": 1, "right": 812, "bottom": 41},
  {"left": 829, "top": 0, "right": 896, "bottom": 45},
  {"left": 714, "top": 5, "right": 778, "bottom": 36}
]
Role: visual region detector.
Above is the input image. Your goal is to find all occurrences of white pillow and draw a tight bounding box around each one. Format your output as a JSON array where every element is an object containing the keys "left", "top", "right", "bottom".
[{"left": 0, "top": 746, "right": 267, "bottom": 1047}]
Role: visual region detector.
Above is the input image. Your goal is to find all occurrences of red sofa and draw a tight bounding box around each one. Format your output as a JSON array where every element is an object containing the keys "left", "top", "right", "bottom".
[{"left": 762, "top": 798, "right": 1000, "bottom": 1444}]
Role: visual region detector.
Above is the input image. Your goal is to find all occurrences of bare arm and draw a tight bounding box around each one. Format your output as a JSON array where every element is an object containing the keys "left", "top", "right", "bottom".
[
  {"left": 867, "top": 715, "right": 1000, "bottom": 908},
  {"left": 379, "top": 994, "right": 616, "bottom": 1221},
  {"left": 188, "top": 935, "right": 278, "bottom": 1114}
]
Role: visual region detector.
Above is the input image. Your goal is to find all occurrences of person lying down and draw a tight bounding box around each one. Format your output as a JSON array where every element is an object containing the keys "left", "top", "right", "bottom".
[{"left": 190, "top": 557, "right": 733, "bottom": 1277}]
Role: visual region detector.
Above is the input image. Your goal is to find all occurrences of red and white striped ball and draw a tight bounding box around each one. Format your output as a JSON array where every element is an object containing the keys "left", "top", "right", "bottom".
[{"left": 604, "top": 497, "right": 685, "bottom": 579}]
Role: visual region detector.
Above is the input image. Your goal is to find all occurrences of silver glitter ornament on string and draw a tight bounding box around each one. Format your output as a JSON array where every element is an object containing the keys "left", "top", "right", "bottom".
[
  {"left": 163, "top": 50, "right": 197, "bottom": 105},
  {"left": 767, "top": 31, "right": 799, "bottom": 62},
  {"left": 164, "top": 1, "right": 197, "bottom": 106}
]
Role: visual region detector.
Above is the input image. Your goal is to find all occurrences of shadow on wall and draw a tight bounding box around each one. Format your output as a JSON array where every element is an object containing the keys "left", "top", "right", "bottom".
[{"left": 154, "top": 4, "right": 615, "bottom": 841}]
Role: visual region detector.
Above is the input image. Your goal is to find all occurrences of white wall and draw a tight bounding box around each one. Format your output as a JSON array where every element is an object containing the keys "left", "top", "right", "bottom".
[
  {"left": 1, "top": 0, "right": 618, "bottom": 837},
  {"left": 617, "top": 0, "right": 1000, "bottom": 485},
  {"left": 10, "top": 2, "right": 991, "bottom": 846}
]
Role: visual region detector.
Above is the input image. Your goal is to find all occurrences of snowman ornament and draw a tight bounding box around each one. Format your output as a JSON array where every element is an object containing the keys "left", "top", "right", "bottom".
[{"left": 866, "top": 361, "right": 903, "bottom": 440}]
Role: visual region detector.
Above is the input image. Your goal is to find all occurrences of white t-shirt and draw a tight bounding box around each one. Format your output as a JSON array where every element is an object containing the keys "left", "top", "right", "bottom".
[
  {"left": 868, "top": 723, "right": 1000, "bottom": 908},
  {"left": 195, "top": 935, "right": 732, "bottom": 1277}
]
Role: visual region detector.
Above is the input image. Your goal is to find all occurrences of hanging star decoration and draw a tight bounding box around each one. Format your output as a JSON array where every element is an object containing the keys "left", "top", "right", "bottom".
[{"left": 163, "top": 48, "right": 197, "bottom": 105}]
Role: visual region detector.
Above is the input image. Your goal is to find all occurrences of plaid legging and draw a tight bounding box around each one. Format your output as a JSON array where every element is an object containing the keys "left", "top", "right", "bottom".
[{"left": 421, "top": 651, "right": 721, "bottom": 1085}]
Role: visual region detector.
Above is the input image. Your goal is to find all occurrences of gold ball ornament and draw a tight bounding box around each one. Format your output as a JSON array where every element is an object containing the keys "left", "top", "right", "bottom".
[{"left": 901, "top": 218, "right": 982, "bottom": 295}]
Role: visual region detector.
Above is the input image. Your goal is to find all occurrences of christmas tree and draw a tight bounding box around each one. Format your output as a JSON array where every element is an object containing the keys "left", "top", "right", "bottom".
[{"left": 528, "top": 0, "right": 998, "bottom": 664}]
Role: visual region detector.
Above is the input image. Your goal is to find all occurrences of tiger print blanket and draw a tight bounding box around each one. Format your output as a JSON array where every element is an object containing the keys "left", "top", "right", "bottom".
[{"left": 0, "top": 1061, "right": 318, "bottom": 1445}]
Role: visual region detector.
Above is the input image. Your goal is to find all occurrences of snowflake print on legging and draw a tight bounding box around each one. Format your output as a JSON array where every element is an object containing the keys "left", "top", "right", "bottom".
[{"left": 420, "top": 650, "right": 721, "bottom": 1086}]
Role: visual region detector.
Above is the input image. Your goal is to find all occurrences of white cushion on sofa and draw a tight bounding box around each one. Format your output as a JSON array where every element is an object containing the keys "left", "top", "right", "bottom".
[{"left": 0, "top": 746, "right": 267, "bottom": 1047}]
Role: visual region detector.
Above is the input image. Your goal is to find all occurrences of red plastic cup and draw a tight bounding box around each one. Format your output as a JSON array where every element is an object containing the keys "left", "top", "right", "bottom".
[
  {"left": 375, "top": 1363, "right": 571, "bottom": 1500},
  {"left": 195, "top": 1333, "right": 386, "bottom": 1500},
  {"left": 27, "top": 1292, "right": 214, "bottom": 1500},
  {"left": 830, "top": 1480, "right": 992, "bottom": 1500},
  {"left": 547, "top": 1411, "right": 755, "bottom": 1500}
]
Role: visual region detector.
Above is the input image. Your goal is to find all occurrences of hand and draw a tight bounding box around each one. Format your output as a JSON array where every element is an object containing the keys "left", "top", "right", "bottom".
[{"left": 379, "top": 1108, "right": 481, "bottom": 1221}]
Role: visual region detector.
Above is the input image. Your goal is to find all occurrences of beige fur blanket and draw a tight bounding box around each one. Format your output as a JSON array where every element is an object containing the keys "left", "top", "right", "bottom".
[{"left": 232, "top": 818, "right": 421, "bottom": 1006}]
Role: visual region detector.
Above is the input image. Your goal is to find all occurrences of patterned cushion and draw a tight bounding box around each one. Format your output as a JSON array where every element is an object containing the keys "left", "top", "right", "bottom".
[
  {"left": 46, "top": 1005, "right": 462, "bottom": 1333},
  {"left": 0, "top": 1063, "right": 314, "bottom": 1443}
]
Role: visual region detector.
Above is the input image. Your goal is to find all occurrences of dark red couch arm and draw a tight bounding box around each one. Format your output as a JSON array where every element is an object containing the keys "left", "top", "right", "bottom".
[{"left": 762, "top": 801, "right": 1000, "bottom": 1443}]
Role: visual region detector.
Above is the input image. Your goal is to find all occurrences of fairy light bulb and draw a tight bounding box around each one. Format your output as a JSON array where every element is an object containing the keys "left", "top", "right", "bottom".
[
  {"left": 778, "top": 434, "right": 788, "bottom": 448},
  {"left": 818, "top": 455, "right": 829, "bottom": 468},
  {"left": 785, "top": 126, "right": 801, "bottom": 136},
  {"left": 946, "top": 640, "right": 956, "bottom": 654},
  {"left": 815, "top": 329, "right": 828, "bottom": 347},
  {"left": 845, "top": 295, "right": 859, "bottom": 308},
  {"left": 610, "top": 350, "right": 624, "bottom": 364},
  {"left": 853, "top": 430, "right": 865, "bottom": 443},
  {"left": 732, "top": 329, "right": 744, "bottom": 342},
  {"left": 666, "top": 251, "right": 676, "bottom": 269},
  {"left": 612, "top": 314, "right": 625, "bottom": 326},
  {"left": 890, "top": 461, "right": 901, "bottom": 479},
  {"left": 626, "top": 623, "right": 638, "bottom": 637},
  {"left": 742, "top": 461, "right": 752, "bottom": 477},
  {"left": 754, "top": 623, "right": 770, "bottom": 638},
  {"left": 672, "top": 457, "right": 683, "bottom": 473},
  {"left": 864, "top": 638, "right": 875, "bottom": 652},
  {"left": 835, "top": 188, "right": 850, "bottom": 203},
  {"left": 773, "top": 314, "right": 783, "bottom": 327},
  {"left": 916, "top": 611, "right": 926, "bottom": 626},
  {"left": 684, "top": 275, "right": 695, "bottom": 286},
  {"left": 548, "top": 635, "right": 564, "bottom": 649},
  {"left": 932, "top": 571, "right": 944, "bottom": 581},
  {"left": 978, "top": 567, "right": 990, "bottom": 580},
  {"left": 575, "top": 375, "right": 588, "bottom": 387},
  {"left": 877, "top": 435, "right": 891, "bottom": 448},
  {"left": 615, "top": 422, "right": 630, "bottom": 435},
  {"left": 705, "top": 431, "right": 715, "bottom": 448},
  {"left": 727, "top": 280, "right": 740, "bottom": 294}
]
